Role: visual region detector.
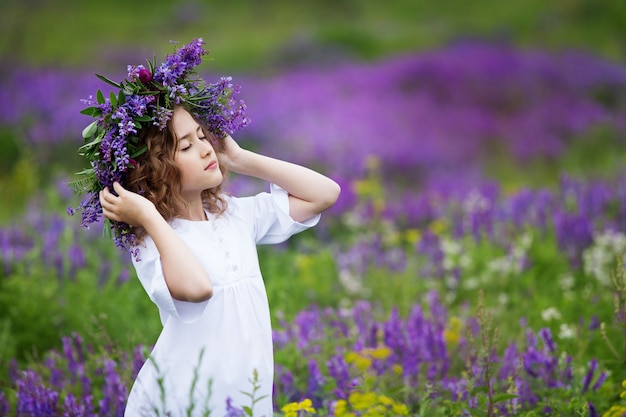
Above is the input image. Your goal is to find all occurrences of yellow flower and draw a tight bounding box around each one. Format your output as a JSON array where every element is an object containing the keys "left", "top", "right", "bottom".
[
  {"left": 603, "top": 405, "right": 626, "bottom": 417},
  {"left": 353, "top": 179, "right": 375, "bottom": 196},
  {"left": 429, "top": 218, "right": 448, "bottom": 235},
  {"left": 281, "top": 398, "right": 316, "bottom": 417},
  {"left": 361, "top": 346, "right": 392, "bottom": 361},
  {"left": 334, "top": 399, "right": 348, "bottom": 417},
  {"left": 349, "top": 391, "right": 377, "bottom": 410},
  {"left": 405, "top": 228, "right": 422, "bottom": 245},
  {"left": 363, "top": 405, "right": 386, "bottom": 416},
  {"left": 378, "top": 395, "right": 394, "bottom": 406},
  {"left": 345, "top": 351, "right": 372, "bottom": 372},
  {"left": 443, "top": 316, "right": 462, "bottom": 348},
  {"left": 391, "top": 403, "right": 409, "bottom": 415},
  {"left": 392, "top": 364, "right": 403, "bottom": 375}
]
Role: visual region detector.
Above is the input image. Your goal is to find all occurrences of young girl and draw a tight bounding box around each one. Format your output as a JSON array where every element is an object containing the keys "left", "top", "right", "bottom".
[{"left": 73, "top": 39, "right": 340, "bottom": 416}]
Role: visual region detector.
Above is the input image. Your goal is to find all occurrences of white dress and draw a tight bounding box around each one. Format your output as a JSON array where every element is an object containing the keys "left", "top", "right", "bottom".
[{"left": 124, "top": 184, "right": 319, "bottom": 417}]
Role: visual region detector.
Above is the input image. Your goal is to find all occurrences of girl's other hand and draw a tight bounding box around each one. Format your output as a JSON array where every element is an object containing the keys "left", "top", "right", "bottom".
[
  {"left": 99, "top": 182, "right": 157, "bottom": 227},
  {"left": 218, "top": 134, "right": 246, "bottom": 173}
]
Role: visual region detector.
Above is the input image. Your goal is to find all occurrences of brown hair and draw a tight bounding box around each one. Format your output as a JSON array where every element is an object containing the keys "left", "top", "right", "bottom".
[{"left": 127, "top": 111, "right": 228, "bottom": 242}]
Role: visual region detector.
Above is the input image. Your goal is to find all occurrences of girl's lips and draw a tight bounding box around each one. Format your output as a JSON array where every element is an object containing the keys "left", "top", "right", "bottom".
[{"left": 205, "top": 161, "right": 217, "bottom": 170}]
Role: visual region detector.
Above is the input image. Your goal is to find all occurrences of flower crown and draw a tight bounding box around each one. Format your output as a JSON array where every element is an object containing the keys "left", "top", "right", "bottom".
[{"left": 69, "top": 38, "right": 250, "bottom": 254}]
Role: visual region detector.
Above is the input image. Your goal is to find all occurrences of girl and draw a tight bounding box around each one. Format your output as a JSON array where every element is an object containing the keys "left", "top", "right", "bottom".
[{"left": 74, "top": 40, "right": 340, "bottom": 416}]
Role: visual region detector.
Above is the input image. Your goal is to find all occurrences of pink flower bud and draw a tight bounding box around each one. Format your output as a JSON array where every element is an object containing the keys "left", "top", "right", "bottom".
[{"left": 138, "top": 68, "right": 153, "bottom": 84}]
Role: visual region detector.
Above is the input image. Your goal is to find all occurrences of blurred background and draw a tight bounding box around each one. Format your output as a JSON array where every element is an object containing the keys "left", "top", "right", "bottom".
[{"left": 2, "top": 0, "right": 625, "bottom": 71}]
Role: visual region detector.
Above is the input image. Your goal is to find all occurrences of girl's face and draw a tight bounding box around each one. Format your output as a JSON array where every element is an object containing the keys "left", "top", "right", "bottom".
[{"left": 171, "top": 107, "right": 223, "bottom": 200}]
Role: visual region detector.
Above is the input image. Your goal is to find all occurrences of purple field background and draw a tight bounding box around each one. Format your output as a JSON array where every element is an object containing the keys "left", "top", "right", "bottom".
[{"left": 1, "top": 41, "right": 625, "bottom": 193}]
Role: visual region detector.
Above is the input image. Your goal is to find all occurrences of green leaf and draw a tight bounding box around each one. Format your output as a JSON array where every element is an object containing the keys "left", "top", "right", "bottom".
[
  {"left": 74, "top": 168, "right": 95, "bottom": 176},
  {"left": 96, "top": 73, "right": 122, "bottom": 89},
  {"left": 67, "top": 175, "right": 96, "bottom": 193},
  {"left": 96, "top": 90, "right": 105, "bottom": 105},
  {"left": 131, "top": 145, "right": 147, "bottom": 158},
  {"left": 78, "top": 134, "right": 103, "bottom": 154},
  {"left": 147, "top": 56, "right": 156, "bottom": 73},
  {"left": 134, "top": 115, "right": 152, "bottom": 122},
  {"left": 81, "top": 121, "right": 98, "bottom": 139},
  {"left": 242, "top": 406, "right": 252, "bottom": 417},
  {"left": 493, "top": 393, "right": 519, "bottom": 403},
  {"left": 80, "top": 107, "right": 102, "bottom": 117},
  {"left": 109, "top": 91, "right": 117, "bottom": 108}
]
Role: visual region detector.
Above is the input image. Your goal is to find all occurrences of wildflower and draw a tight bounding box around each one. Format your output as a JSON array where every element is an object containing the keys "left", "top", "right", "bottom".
[
  {"left": 444, "top": 316, "right": 462, "bottom": 348},
  {"left": 558, "top": 323, "right": 576, "bottom": 339},
  {"left": 333, "top": 399, "right": 354, "bottom": 417},
  {"left": 540, "top": 307, "right": 562, "bottom": 321},
  {"left": 345, "top": 351, "right": 372, "bottom": 372},
  {"left": 348, "top": 392, "right": 377, "bottom": 410},
  {"left": 138, "top": 68, "right": 153, "bottom": 84},
  {"left": 404, "top": 228, "right": 421, "bottom": 245},
  {"left": 362, "top": 346, "right": 392, "bottom": 361},
  {"left": 281, "top": 398, "right": 316, "bottom": 417},
  {"left": 602, "top": 405, "right": 626, "bottom": 417},
  {"left": 429, "top": 218, "right": 448, "bottom": 235}
]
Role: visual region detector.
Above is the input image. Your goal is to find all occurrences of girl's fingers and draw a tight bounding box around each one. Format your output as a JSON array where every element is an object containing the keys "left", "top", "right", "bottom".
[{"left": 112, "top": 181, "right": 125, "bottom": 196}]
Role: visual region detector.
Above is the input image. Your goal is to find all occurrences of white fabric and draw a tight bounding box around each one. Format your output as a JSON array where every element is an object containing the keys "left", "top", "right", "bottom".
[{"left": 125, "top": 184, "right": 320, "bottom": 417}]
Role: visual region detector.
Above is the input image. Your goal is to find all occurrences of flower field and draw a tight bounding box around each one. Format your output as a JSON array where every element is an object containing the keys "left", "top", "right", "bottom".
[{"left": 1, "top": 10, "right": 626, "bottom": 416}]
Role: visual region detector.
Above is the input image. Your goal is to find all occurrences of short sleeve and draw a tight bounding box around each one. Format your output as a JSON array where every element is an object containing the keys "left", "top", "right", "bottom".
[
  {"left": 132, "top": 237, "right": 208, "bottom": 325},
  {"left": 253, "top": 183, "right": 320, "bottom": 244}
]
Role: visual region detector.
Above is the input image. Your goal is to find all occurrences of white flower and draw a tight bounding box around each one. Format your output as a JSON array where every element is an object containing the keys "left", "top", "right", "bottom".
[
  {"left": 558, "top": 273, "right": 575, "bottom": 291},
  {"left": 498, "top": 293, "right": 509, "bottom": 305},
  {"left": 464, "top": 277, "right": 479, "bottom": 290},
  {"left": 338, "top": 270, "right": 366, "bottom": 295},
  {"left": 462, "top": 189, "right": 490, "bottom": 213},
  {"left": 558, "top": 323, "right": 576, "bottom": 339},
  {"left": 583, "top": 229, "right": 626, "bottom": 285},
  {"left": 541, "top": 307, "right": 561, "bottom": 321}
]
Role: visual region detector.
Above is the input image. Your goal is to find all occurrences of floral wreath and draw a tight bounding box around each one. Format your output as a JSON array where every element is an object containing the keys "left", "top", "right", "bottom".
[{"left": 69, "top": 38, "right": 250, "bottom": 255}]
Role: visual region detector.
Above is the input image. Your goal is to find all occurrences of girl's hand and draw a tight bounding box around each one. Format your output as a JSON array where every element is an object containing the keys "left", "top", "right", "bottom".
[
  {"left": 217, "top": 134, "right": 247, "bottom": 174},
  {"left": 99, "top": 182, "right": 157, "bottom": 227}
]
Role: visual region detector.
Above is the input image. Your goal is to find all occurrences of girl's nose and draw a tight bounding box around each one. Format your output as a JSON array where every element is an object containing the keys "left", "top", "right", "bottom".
[{"left": 200, "top": 139, "right": 213, "bottom": 156}]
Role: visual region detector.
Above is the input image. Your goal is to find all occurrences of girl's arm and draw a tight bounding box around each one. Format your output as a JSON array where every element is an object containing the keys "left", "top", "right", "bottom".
[
  {"left": 100, "top": 182, "right": 213, "bottom": 302},
  {"left": 219, "top": 135, "right": 341, "bottom": 222}
]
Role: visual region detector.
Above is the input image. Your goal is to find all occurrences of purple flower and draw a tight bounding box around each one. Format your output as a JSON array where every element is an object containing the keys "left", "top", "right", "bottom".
[
  {"left": 581, "top": 359, "right": 597, "bottom": 394},
  {"left": 225, "top": 397, "right": 245, "bottom": 417},
  {"left": 307, "top": 359, "right": 325, "bottom": 407}
]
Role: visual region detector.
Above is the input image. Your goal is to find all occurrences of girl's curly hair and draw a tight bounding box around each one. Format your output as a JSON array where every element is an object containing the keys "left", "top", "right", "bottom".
[{"left": 127, "top": 111, "right": 228, "bottom": 243}]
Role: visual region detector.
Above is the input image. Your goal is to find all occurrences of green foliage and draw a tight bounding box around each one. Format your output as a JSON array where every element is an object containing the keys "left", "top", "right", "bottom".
[
  {"left": 260, "top": 245, "right": 343, "bottom": 323},
  {"left": 1, "top": 0, "right": 624, "bottom": 73},
  {"left": 0, "top": 189, "right": 160, "bottom": 376}
]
